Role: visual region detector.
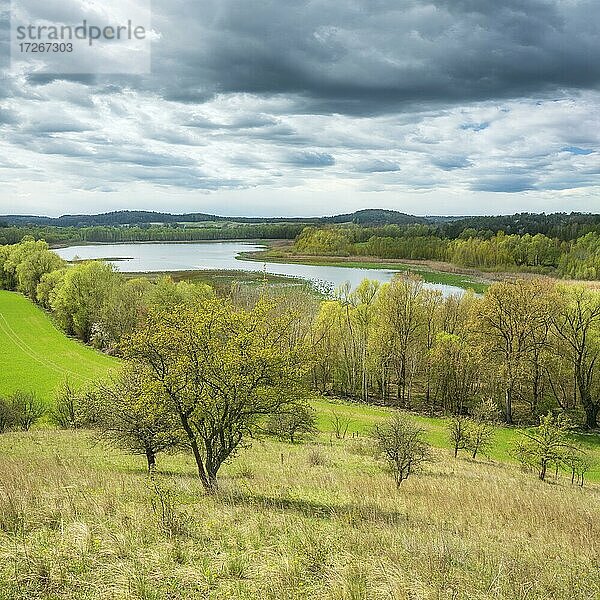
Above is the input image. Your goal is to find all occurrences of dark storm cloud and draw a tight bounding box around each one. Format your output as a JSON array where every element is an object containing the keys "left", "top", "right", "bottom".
[{"left": 142, "top": 0, "right": 600, "bottom": 113}]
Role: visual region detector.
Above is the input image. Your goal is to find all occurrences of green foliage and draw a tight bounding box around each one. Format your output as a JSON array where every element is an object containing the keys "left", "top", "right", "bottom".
[
  {"left": 266, "top": 402, "right": 317, "bottom": 443},
  {"left": 7, "top": 390, "right": 45, "bottom": 431},
  {"left": 50, "top": 261, "right": 119, "bottom": 343},
  {"left": 558, "top": 233, "right": 600, "bottom": 279},
  {"left": 123, "top": 296, "right": 311, "bottom": 491},
  {"left": 295, "top": 226, "right": 351, "bottom": 256},
  {"left": 289, "top": 224, "right": 600, "bottom": 279},
  {"left": 83, "top": 367, "right": 184, "bottom": 470},
  {"left": 514, "top": 412, "right": 582, "bottom": 481},
  {"left": 0, "top": 396, "right": 17, "bottom": 433}
]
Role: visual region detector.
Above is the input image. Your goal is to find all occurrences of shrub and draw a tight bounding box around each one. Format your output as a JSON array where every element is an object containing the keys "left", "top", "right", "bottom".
[
  {"left": 372, "top": 413, "right": 431, "bottom": 486},
  {"left": 51, "top": 379, "right": 82, "bottom": 429},
  {"left": 9, "top": 391, "right": 45, "bottom": 431},
  {"left": 266, "top": 403, "right": 317, "bottom": 443},
  {"left": 0, "top": 397, "right": 17, "bottom": 433}
]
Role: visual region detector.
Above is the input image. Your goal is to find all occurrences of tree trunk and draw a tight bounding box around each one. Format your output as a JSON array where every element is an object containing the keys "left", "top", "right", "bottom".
[
  {"left": 539, "top": 460, "right": 547, "bottom": 481},
  {"left": 145, "top": 448, "right": 156, "bottom": 471},
  {"left": 505, "top": 387, "right": 513, "bottom": 424},
  {"left": 178, "top": 412, "right": 211, "bottom": 491},
  {"left": 583, "top": 402, "right": 599, "bottom": 429}
]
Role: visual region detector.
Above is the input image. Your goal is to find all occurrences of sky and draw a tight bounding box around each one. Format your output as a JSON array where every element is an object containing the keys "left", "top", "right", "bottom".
[{"left": 0, "top": 0, "right": 599, "bottom": 218}]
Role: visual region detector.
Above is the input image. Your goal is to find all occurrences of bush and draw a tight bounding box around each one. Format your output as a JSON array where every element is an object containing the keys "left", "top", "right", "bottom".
[
  {"left": 372, "top": 413, "right": 431, "bottom": 487},
  {"left": 266, "top": 403, "right": 317, "bottom": 443},
  {"left": 51, "top": 379, "right": 82, "bottom": 429},
  {"left": 9, "top": 391, "right": 45, "bottom": 431},
  {"left": 0, "top": 397, "right": 17, "bottom": 433}
]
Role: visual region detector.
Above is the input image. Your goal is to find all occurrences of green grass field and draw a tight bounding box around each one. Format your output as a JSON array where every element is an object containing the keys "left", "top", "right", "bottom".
[
  {"left": 313, "top": 398, "right": 600, "bottom": 482},
  {"left": 1, "top": 429, "right": 599, "bottom": 599},
  {"left": 0, "top": 291, "right": 117, "bottom": 402}
]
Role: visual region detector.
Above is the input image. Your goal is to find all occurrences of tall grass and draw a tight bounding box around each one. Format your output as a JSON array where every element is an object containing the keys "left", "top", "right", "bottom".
[{"left": 0, "top": 429, "right": 599, "bottom": 599}]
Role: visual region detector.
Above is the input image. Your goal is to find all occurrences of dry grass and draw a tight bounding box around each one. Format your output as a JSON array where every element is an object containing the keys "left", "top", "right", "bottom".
[{"left": 0, "top": 430, "right": 599, "bottom": 599}]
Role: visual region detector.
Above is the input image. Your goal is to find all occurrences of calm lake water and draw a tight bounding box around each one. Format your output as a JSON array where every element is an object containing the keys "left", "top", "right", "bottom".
[{"left": 55, "top": 242, "right": 465, "bottom": 296}]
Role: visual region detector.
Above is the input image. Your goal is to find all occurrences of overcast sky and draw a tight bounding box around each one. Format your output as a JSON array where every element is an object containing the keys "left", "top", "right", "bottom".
[{"left": 1, "top": 0, "right": 599, "bottom": 217}]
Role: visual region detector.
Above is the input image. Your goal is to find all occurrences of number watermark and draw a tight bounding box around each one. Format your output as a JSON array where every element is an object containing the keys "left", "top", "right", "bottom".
[{"left": 10, "top": 0, "right": 152, "bottom": 74}]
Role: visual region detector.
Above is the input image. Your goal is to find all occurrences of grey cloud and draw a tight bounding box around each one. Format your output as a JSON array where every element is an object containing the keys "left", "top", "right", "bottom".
[
  {"left": 355, "top": 159, "right": 400, "bottom": 173},
  {"left": 287, "top": 151, "right": 335, "bottom": 167}
]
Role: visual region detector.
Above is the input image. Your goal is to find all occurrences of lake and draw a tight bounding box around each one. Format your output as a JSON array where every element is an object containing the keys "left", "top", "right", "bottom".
[{"left": 55, "top": 242, "right": 466, "bottom": 296}]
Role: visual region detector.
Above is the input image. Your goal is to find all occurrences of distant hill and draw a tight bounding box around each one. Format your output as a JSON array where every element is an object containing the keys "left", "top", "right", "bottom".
[
  {"left": 1, "top": 209, "right": 429, "bottom": 228},
  {"left": 324, "top": 209, "right": 429, "bottom": 226},
  {"left": 1, "top": 210, "right": 598, "bottom": 241}
]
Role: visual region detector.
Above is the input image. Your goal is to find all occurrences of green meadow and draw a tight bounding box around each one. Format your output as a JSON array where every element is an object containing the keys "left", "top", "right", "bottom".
[{"left": 0, "top": 290, "right": 117, "bottom": 402}]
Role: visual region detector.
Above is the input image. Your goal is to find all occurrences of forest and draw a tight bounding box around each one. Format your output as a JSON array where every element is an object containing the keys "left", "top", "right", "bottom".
[
  {"left": 2, "top": 211, "right": 600, "bottom": 280},
  {"left": 294, "top": 226, "right": 600, "bottom": 279}
]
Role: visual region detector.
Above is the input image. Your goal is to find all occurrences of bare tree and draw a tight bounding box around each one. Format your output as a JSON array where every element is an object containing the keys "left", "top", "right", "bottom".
[
  {"left": 51, "top": 379, "right": 81, "bottom": 429},
  {"left": 448, "top": 415, "right": 470, "bottom": 458},
  {"left": 467, "top": 399, "right": 499, "bottom": 459},
  {"left": 372, "top": 413, "right": 431, "bottom": 486},
  {"left": 330, "top": 410, "right": 352, "bottom": 439},
  {"left": 10, "top": 391, "right": 45, "bottom": 431}
]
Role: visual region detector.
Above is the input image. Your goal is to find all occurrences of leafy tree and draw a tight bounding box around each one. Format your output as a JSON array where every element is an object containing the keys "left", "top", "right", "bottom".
[
  {"left": 123, "top": 296, "right": 309, "bottom": 492},
  {"left": 552, "top": 286, "right": 600, "bottom": 428},
  {"left": 51, "top": 260, "right": 119, "bottom": 342},
  {"left": 429, "top": 332, "right": 483, "bottom": 415},
  {"left": 374, "top": 274, "right": 428, "bottom": 406},
  {"left": 15, "top": 245, "right": 64, "bottom": 299},
  {"left": 266, "top": 402, "right": 317, "bottom": 443},
  {"left": 36, "top": 268, "right": 67, "bottom": 310},
  {"left": 478, "top": 279, "right": 555, "bottom": 423},
  {"left": 514, "top": 413, "right": 578, "bottom": 481},
  {"left": 84, "top": 368, "right": 183, "bottom": 471},
  {"left": 372, "top": 413, "right": 431, "bottom": 486},
  {"left": 295, "top": 226, "right": 350, "bottom": 256}
]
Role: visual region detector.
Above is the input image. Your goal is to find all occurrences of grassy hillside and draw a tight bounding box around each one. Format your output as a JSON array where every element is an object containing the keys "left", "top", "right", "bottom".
[
  {"left": 0, "top": 429, "right": 598, "bottom": 599},
  {"left": 313, "top": 399, "right": 600, "bottom": 482},
  {"left": 0, "top": 291, "right": 117, "bottom": 402}
]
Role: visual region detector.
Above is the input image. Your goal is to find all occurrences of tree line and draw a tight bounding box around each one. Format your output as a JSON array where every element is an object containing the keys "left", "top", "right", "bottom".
[
  {"left": 294, "top": 226, "right": 600, "bottom": 279},
  {"left": 309, "top": 276, "right": 600, "bottom": 428},
  {"left": 0, "top": 223, "right": 305, "bottom": 246}
]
